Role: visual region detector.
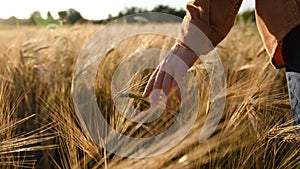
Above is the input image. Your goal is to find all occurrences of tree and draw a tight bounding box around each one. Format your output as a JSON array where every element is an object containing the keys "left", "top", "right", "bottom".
[
  {"left": 29, "top": 11, "right": 59, "bottom": 26},
  {"left": 58, "top": 8, "right": 86, "bottom": 25},
  {"left": 236, "top": 10, "right": 256, "bottom": 23},
  {"left": 152, "top": 5, "right": 185, "bottom": 18}
]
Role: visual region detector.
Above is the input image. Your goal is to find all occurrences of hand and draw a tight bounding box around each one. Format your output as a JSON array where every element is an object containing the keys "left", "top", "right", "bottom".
[{"left": 143, "top": 43, "right": 198, "bottom": 109}]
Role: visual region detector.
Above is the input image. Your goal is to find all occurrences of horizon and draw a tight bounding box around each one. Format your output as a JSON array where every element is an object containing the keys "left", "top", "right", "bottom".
[{"left": 0, "top": 0, "right": 255, "bottom": 20}]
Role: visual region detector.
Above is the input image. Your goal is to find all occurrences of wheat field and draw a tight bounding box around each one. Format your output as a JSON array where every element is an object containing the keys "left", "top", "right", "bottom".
[{"left": 0, "top": 21, "right": 299, "bottom": 169}]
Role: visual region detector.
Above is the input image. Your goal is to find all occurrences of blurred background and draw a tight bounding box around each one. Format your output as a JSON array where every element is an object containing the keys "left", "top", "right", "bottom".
[{"left": 0, "top": 0, "right": 255, "bottom": 26}]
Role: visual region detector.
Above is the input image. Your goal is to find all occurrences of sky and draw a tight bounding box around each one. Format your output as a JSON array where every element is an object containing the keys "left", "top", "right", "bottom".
[{"left": 0, "top": 0, "right": 255, "bottom": 20}]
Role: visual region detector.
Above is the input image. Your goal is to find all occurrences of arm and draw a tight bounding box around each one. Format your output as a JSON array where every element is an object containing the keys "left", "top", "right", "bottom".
[
  {"left": 143, "top": 0, "right": 242, "bottom": 107},
  {"left": 179, "top": 0, "right": 242, "bottom": 50}
]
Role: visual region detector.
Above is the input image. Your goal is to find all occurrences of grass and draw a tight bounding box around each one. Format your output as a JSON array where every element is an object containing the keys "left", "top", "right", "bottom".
[{"left": 0, "top": 20, "right": 299, "bottom": 168}]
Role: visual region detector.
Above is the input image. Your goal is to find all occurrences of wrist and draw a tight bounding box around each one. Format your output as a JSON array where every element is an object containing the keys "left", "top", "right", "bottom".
[{"left": 172, "top": 43, "right": 198, "bottom": 67}]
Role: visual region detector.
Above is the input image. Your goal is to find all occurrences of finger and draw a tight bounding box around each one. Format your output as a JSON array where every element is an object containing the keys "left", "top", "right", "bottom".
[
  {"left": 143, "top": 67, "right": 159, "bottom": 97},
  {"left": 173, "top": 80, "right": 182, "bottom": 103},
  {"left": 150, "top": 70, "right": 165, "bottom": 107},
  {"left": 150, "top": 89, "right": 160, "bottom": 108},
  {"left": 153, "top": 70, "right": 165, "bottom": 90},
  {"left": 162, "top": 73, "right": 173, "bottom": 109}
]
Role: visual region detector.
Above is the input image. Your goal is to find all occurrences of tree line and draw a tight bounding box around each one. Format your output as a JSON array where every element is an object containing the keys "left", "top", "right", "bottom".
[{"left": 0, "top": 5, "right": 255, "bottom": 26}]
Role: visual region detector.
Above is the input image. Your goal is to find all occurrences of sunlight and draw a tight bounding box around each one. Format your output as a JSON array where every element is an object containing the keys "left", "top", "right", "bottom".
[{"left": 0, "top": 0, "right": 255, "bottom": 20}]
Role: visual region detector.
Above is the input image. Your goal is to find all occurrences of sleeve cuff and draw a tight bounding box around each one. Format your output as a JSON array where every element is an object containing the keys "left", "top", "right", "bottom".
[{"left": 177, "top": 17, "right": 223, "bottom": 55}]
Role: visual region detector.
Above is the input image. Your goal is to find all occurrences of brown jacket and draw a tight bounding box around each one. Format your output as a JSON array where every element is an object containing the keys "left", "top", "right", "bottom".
[{"left": 179, "top": 0, "right": 300, "bottom": 68}]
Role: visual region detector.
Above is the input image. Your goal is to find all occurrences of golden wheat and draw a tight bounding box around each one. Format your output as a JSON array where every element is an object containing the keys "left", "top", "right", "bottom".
[{"left": 0, "top": 21, "right": 299, "bottom": 169}]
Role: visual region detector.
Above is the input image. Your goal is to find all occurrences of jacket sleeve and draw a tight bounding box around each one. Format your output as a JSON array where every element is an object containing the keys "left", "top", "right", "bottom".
[{"left": 178, "top": 0, "right": 242, "bottom": 55}]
